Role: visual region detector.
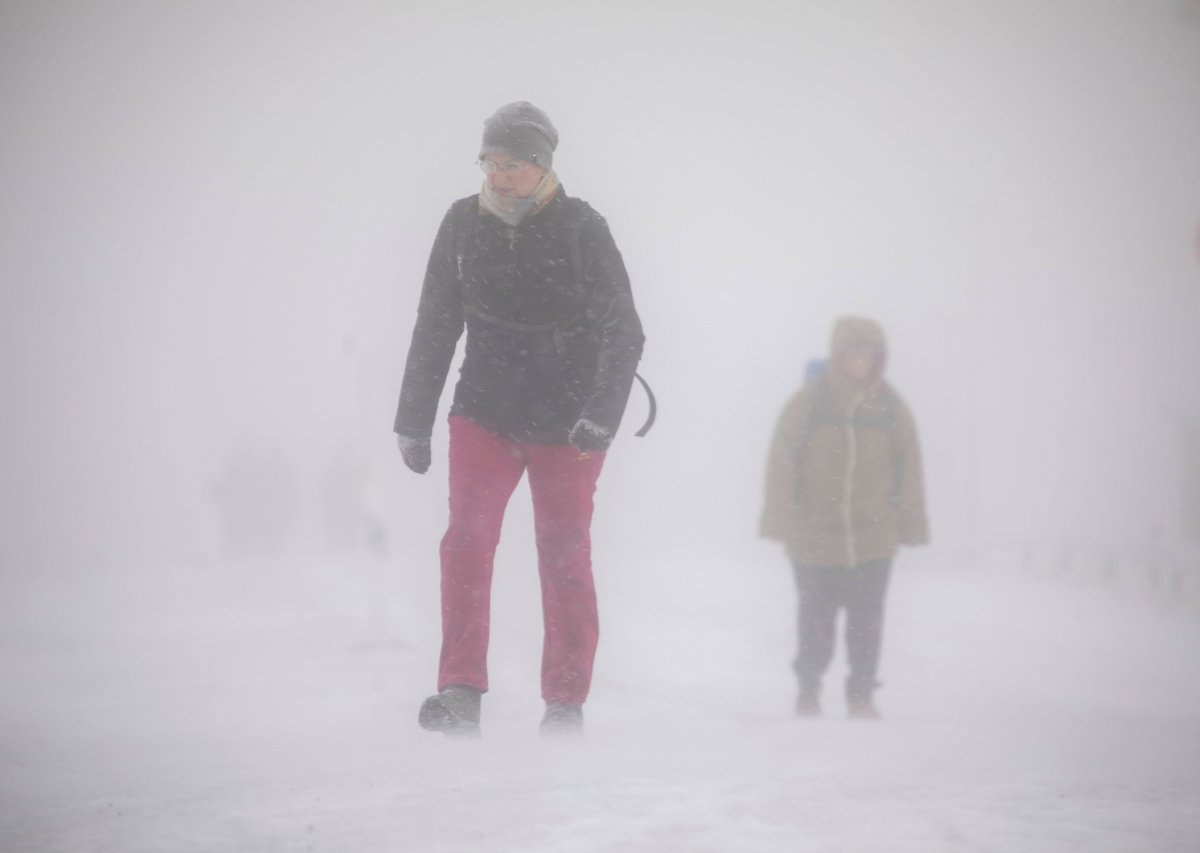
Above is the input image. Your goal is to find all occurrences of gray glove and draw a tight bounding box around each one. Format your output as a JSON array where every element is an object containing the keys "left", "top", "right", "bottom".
[
  {"left": 568, "top": 418, "right": 612, "bottom": 453},
  {"left": 396, "top": 434, "right": 431, "bottom": 474}
]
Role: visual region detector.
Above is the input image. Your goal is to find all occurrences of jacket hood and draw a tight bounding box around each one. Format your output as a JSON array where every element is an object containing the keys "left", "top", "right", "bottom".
[{"left": 830, "top": 315, "right": 888, "bottom": 383}]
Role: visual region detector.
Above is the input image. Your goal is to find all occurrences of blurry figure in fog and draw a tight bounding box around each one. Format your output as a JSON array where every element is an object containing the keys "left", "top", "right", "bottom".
[
  {"left": 760, "top": 317, "right": 928, "bottom": 719},
  {"left": 393, "top": 102, "right": 645, "bottom": 738},
  {"left": 318, "top": 442, "right": 369, "bottom": 552},
  {"left": 209, "top": 441, "right": 297, "bottom": 557}
]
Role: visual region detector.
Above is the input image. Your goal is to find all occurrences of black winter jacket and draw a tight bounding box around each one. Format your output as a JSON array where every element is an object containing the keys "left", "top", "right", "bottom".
[{"left": 393, "top": 189, "right": 645, "bottom": 445}]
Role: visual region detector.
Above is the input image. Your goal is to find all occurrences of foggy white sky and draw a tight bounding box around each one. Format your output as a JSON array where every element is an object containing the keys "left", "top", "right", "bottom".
[{"left": 2, "top": 0, "right": 1199, "bottom": 575}]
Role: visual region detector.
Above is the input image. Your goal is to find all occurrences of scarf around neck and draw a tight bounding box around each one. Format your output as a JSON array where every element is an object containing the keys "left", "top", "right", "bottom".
[{"left": 479, "top": 170, "right": 561, "bottom": 226}]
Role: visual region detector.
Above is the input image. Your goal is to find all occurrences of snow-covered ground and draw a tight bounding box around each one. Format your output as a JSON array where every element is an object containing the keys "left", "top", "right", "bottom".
[
  {"left": 4, "top": 4, "right": 1199, "bottom": 851},
  {"left": 2, "top": 548, "right": 1198, "bottom": 853}
]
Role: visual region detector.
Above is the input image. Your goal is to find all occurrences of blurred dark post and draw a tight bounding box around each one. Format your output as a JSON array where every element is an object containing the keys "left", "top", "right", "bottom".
[{"left": 1180, "top": 420, "right": 1200, "bottom": 593}]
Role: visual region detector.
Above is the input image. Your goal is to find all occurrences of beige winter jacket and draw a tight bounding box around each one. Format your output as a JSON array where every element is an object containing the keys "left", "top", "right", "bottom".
[{"left": 760, "top": 317, "right": 929, "bottom": 566}]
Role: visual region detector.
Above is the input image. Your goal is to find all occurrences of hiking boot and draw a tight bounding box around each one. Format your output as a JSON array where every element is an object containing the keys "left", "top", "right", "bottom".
[
  {"left": 846, "top": 677, "right": 881, "bottom": 720},
  {"left": 418, "top": 685, "right": 481, "bottom": 738},
  {"left": 795, "top": 691, "right": 822, "bottom": 718},
  {"left": 846, "top": 698, "right": 881, "bottom": 720},
  {"left": 539, "top": 702, "right": 583, "bottom": 737}
]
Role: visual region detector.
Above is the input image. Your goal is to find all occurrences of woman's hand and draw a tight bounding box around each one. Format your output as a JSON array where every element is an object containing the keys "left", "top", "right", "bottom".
[
  {"left": 396, "top": 434, "right": 432, "bottom": 474},
  {"left": 568, "top": 419, "right": 612, "bottom": 453}
]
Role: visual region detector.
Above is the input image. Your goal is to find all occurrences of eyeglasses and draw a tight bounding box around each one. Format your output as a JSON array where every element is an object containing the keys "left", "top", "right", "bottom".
[{"left": 479, "top": 158, "right": 534, "bottom": 176}]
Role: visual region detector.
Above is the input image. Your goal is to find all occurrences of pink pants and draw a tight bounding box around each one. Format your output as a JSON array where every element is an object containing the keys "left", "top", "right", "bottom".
[{"left": 438, "top": 415, "right": 606, "bottom": 704}]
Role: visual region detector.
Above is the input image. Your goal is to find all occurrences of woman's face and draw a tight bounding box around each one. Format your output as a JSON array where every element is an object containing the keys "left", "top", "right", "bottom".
[
  {"left": 839, "top": 342, "right": 879, "bottom": 381},
  {"left": 481, "top": 153, "right": 547, "bottom": 199}
]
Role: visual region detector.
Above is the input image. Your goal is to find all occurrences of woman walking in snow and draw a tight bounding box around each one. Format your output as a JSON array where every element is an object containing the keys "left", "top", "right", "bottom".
[
  {"left": 760, "top": 316, "right": 928, "bottom": 719},
  {"left": 394, "top": 102, "right": 645, "bottom": 738}
]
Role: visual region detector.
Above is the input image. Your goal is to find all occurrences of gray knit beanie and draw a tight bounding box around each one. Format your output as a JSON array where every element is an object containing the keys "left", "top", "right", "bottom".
[{"left": 479, "top": 101, "right": 559, "bottom": 168}]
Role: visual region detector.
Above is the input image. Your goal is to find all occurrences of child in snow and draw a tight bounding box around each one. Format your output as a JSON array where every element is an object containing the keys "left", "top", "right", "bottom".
[
  {"left": 760, "top": 316, "right": 929, "bottom": 719},
  {"left": 393, "top": 102, "right": 645, "bottom": 738}
]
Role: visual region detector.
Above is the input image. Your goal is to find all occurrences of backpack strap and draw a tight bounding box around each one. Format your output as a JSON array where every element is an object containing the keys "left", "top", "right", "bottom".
[
  {"left": 793, "top": 371, "right": 828, "bottom": 502},
  {"left": 462, "top": 303, "right": 569, "bottom": 355},
  {"left": 562, "top": 200, "right": 589, "bottom": 298},
  {"left": 802, "top": 369, "right": 831, "bottom": 447}
]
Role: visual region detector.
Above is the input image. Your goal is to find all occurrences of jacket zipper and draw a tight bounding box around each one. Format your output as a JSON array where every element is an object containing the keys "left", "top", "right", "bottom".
[{"left": 841, "top": 392, "right": 864, "bottom": 567}]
